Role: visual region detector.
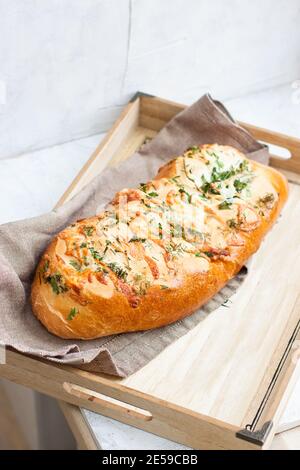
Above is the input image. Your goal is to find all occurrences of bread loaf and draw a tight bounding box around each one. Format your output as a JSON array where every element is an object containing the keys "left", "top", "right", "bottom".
[{"left": 31, "top": 144, "right": 288, "bottom": 339}]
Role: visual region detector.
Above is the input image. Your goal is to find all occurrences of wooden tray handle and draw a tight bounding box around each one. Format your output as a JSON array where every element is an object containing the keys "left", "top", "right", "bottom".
[
  {"left": 63, "top": 382, "right": 153, "bottom": 422},
  {"left": 239, "top": 121, "right": 300, "bottom": 174},
  {"left": 140, "top": 95, "right": 300, "bottom": 173}
]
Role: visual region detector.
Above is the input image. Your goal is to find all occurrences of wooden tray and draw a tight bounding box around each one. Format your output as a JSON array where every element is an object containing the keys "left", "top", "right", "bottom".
[{"left": 1, "top": 93, "right": 300, "bottom": 450}]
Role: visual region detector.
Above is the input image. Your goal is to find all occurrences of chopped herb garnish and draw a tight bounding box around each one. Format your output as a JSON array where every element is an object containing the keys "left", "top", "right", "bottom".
[
  {"left": 89, "top": 247, "right": 102, "bottom": 261},
  {"left": 139, "top": 183, "right": 148, "bottom": 193},
  {"left": 211, "top": 166, "right": 236, "bottom": 183},
  {"left": 201, "top": 179, "right": 221, "bottom": 195},
  {"left": 234, "top": 179, "right": 248, "bottom": 193},
  {"left": 129, "top": 236, "right": 146, "bottom": 243},
  {"left": 186, "top": 146, "right": 199, "bottom": 153},
  {"left": 96, "top": 265, "right": 108, "bottom": 273},
  {"left": 179, "top": 188, "right": 192, "bottom": 203},
  {"left": 204, "top": 251, "right": 214, "bottom": 258},
  {"left": 218, "top": 200, "right": 233, "bottom": 210},
  {"left": 83, "top": 226, "right": 95, "bottom": 236},
  {"left": 67, "top": 307, "right": 79, "bottom": 321},
  {"left": 45, "top": 273, "right": 68, "bottom": 295},
  {"left": 107, "top": 262, "right": 128, "bottom": 281},
  {"left": 239, "top": 160, "right": 249, "bottom": 172},
  {"left": 103, "top": 240, "right": 112, "bottom": 256},
  {"left": 160, "top": 285, "right": 169, "bottom": 290},
  {"left": 258, "top": 193, "right": 275, "bottom": 206},
  {"left": 214, "top": 153, "right": 224, "bottom": 169},
  {"left": 69, "top": 259, "right": 81, "bottom": 271},
  {"left": 80, "top": 242, "right": 87, "bottom": 248},
  {"left": 147, "top": 191, "right": 159, "bottom": 198},
  {"left": 207, "top": 151, "right": 224, "bottom": 169},
  {"left": 195, "top": 253, "right": 203, "bottom": 257},
  {"left": 49, "top": 276, "right": 60, "bottom": 294},
  {"left": 227, "top": 219, "right": 238, "bottom": 229},
  {"left": 170, "top": 175, "right": 181, "bottom": 183},
  {"left": 42, "top": 259, "right": 49, "bottom": 273},
  {"left": 158, "top": 222, "right": 163, "bottom": 239}
]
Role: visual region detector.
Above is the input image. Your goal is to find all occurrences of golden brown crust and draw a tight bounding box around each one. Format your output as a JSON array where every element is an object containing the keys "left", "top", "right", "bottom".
[{"left": 31, "top": 145, "right": 288, "bottom": 339}]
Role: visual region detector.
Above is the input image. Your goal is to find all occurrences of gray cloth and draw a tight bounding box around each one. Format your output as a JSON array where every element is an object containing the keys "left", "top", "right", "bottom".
[{"left": 0, "top": 94, "right": 269, "bottom": 377}]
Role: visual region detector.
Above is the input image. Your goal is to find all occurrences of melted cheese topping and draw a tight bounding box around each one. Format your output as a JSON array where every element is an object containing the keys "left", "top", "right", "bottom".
[{"left": 44, "top": 144, "right": 278, "bottom": 306}]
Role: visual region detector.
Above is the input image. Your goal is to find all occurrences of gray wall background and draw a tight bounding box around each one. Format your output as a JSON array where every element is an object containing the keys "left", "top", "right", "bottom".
[{"left": 0, "top": 0, "right": 299, "bottom": 159}]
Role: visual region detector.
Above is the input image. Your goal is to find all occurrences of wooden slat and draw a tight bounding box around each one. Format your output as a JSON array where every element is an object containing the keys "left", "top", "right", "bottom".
[
  {"left": 56, "top": 97, "right": 141, "bottom": 206},
  {"left": 140, "top": 95, "right": 184, "bottom": 131},
  {"left": 0, "top": 350, "right": 259, "bottom": 450},
  {"left": 239, "top": 121, "right": 300, "bottom": 174}
]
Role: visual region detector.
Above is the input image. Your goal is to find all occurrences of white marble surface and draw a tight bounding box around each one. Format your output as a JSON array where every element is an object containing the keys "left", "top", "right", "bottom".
[
  {"left": 228, "top": 83, "right": 300, "bottom": 138},
  {"left": 0, "top": 0, "right": 128, "bottom": 159},
  {"left": 83, "top": 413, "right": 189, "bottom": 451},
  {"left": 1, "top": 0, "right": 300, "bottom": 159},
  {"left": 0, "top": 84, "right": 299, "bottom": 449},
  {"left": 278, "top": 372, "right": 300, "bottom": 433}
]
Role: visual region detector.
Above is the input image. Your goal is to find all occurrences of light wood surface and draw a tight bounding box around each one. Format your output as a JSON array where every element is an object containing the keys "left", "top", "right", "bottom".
[
  {"left": 239, "top": 121, "right": 300, "bottom": 174},
  {"left": 56, "top": 98, "right": 141, "bottom": 207},
  {"left": 1, "top": 94, "right": 300, "bottom": 450},
  {"left": 0, "top": 349, "right": 262, "bottom": 450}
]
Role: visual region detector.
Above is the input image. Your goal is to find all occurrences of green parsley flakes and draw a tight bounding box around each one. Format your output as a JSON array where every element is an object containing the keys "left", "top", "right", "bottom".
[
  {"left": 218, "top": 200, "right": 232, "bottom": 210},
  {"left": 45, "top": 273, "right": 68, "bottom": 295},
  {"left": 233, "top": 179, "right": 248, "bottom": 193},
  {"left": 107, "top": 262, "right": 128, "bottom": 281},
  {"left": 69, "top": 259, "right": 81, "bottom": 271},
  {"left": 67, "top": 307, "right": 79, "bottom": 321},
  {"left": 89, "top": 247, "right": 102, "bottom": 261},
  {"left": 83, "top": 226, "right": 95, "bottom": 236}
]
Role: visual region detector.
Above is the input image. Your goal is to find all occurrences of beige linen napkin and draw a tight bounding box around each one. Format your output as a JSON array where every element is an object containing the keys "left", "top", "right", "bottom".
[{"left": 0, "top": 94, "right": 269, "bottom": 377}]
